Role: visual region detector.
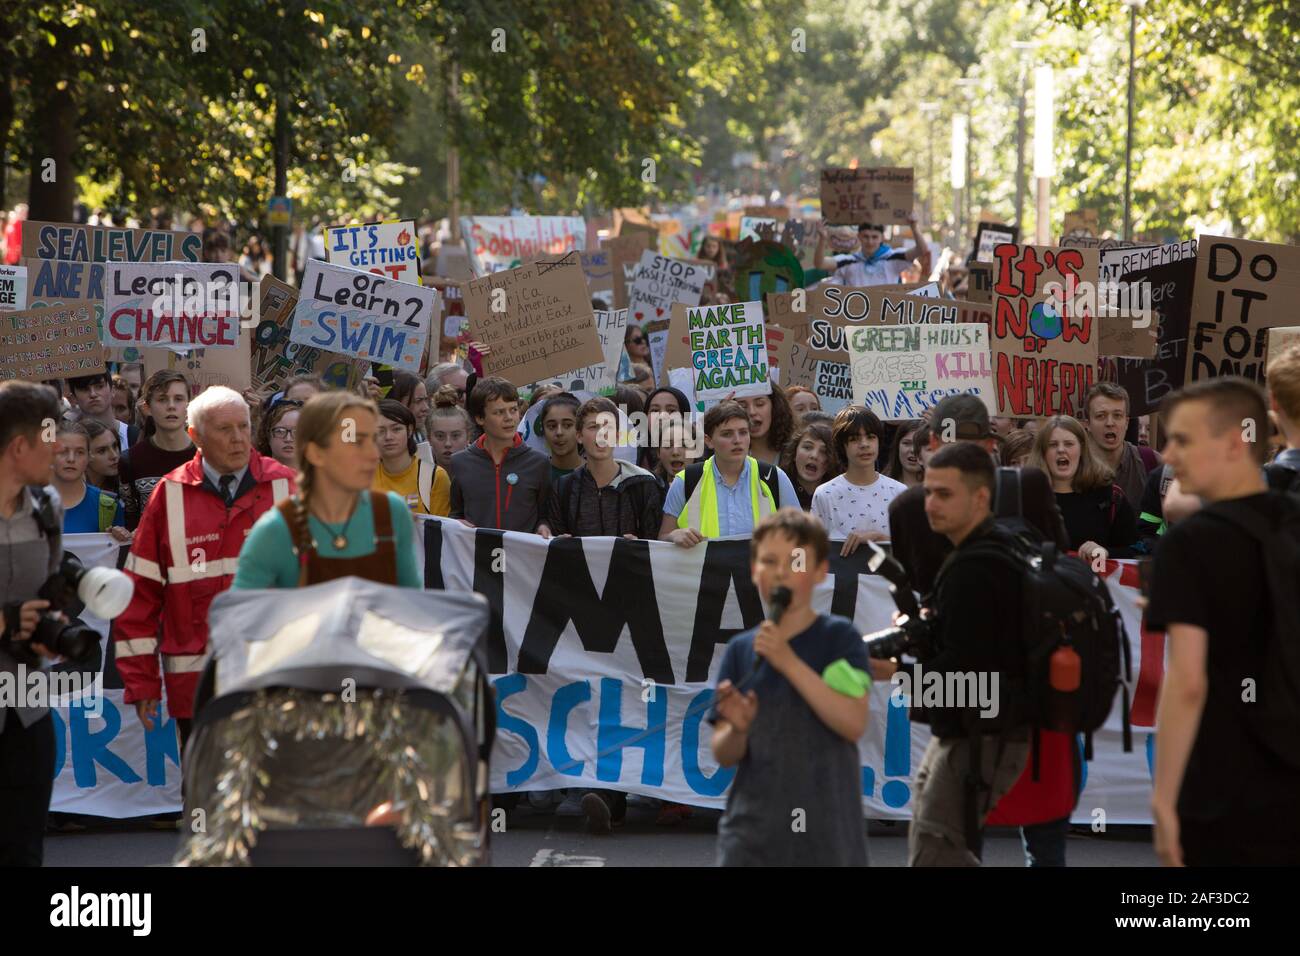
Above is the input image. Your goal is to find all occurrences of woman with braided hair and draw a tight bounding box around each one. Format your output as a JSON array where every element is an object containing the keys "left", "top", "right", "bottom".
[{"left": 233, "top": 390, "right": 421, "bottom": 588}]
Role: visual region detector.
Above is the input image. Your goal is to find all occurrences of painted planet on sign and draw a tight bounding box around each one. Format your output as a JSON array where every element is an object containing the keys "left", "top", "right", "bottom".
[{"left": 1029, "top": 300, "right": 1063, "bottom": 340}]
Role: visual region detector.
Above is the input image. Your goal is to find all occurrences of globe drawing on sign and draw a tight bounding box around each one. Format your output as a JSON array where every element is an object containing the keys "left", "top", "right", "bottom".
[{"left": 1029, "top": 300, "right": 1063, "bottom": 340}]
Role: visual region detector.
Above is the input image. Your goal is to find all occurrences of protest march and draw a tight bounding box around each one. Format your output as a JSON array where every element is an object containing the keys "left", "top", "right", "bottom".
[{"left": 1, "top": 4, "right": 1298, "bottom": 930}]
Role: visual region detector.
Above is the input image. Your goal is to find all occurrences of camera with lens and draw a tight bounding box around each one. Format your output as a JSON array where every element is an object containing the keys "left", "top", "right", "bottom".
[
  {"left": 862, "top": 543, "right": 938, "bottom": 661},
  {"left": 2, "top": 553, "right": 133, "bottom": 667}
]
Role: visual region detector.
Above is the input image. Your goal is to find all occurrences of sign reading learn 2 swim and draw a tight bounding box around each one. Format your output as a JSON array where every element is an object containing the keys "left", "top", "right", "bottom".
[{"left": 291, "top": 259, "right": 438, "bottom": 372}]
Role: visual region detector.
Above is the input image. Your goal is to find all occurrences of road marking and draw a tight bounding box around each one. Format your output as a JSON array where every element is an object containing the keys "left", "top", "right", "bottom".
[{"left": 530, "top": 848, "right": 606, "bottom": 867}]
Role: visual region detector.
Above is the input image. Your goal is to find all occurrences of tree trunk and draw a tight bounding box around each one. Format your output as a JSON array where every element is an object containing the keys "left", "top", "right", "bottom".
[{"left": 27, "top": 41, "right": 77, "bottom": 222}]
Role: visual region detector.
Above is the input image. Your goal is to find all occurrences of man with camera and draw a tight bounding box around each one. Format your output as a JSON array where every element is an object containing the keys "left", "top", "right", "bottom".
[
  {"left": 0, "top": 382, "right": 72, "bottom": 865},
  {"left": 869, "top": 442, "right": 1029, "bottom": 866}
]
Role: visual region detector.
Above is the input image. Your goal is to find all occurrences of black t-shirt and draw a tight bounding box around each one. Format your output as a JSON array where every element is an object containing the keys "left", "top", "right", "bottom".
[
  {"left": 1054, "top": 484, "right": 1138, "bottom": 557},
  {"left": 1146, "top": 491, "right": 1300, "bottom": 824}
]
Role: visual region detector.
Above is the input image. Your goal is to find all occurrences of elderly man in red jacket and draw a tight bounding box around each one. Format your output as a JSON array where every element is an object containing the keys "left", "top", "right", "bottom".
[{"left": 112, "top": 386, "right": 296, "bottom": 748}]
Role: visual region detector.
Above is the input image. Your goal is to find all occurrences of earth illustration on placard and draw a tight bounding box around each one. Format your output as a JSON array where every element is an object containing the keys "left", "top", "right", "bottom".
[{"left": 1029, "top": 300, "right": 1063, "bottom": 340}]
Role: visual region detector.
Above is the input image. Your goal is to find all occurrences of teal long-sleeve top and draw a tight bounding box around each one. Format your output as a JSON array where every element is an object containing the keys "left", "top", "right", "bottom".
[{"left": 233, "top": 491, "right": 422, "bottom": 589}]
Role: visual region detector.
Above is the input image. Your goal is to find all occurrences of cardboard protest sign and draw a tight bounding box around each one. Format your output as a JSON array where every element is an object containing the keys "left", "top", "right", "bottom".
[
  {"left": 616, "top": 219, "right": 660, "bottom": 248},
  {"left": 1098, "top": 241, "right": 1197, "bottom": 360},
  {"left": 1109, "top": 252, "right": 1198, "bottom": 416},
  {"left": 463, "top": 252, "right": 604, "bottom": 387},
  {"left": 968, "top": 262, "right": 993, "bottom": 304},
  {"left": 22, "top": 221, "right": 203, "bottom": 263},
  {"left": 990, "top": 244, "right": 1100, "bottom": 417},
  {"left": 742, "top": 205, "right": 789, "bottom": 221},
  {"left": 765, "top": 285, "right": 990, "bottom": 352},
  {"left": 764, "top": 324, "right": 791, "bottom": 384},
  {"left": 581, "top": 249, "right": 614, "bottom": 309},
  {"left": 0, "top": 303, "right": 105, "bottom": 381},
  {"left": 1059, "top": 235, "right": 1142, "bottom": 251},
  {"left": 1186, "top": 235, "right": 1300, "bottom": 387},
  {"left": 686, "top": 300, "right": 770, "bottom": 402},
  {"left": 325, "top": 219, "right": 421, "bottom": 284},
  {"left": 250, "top": 275, "right": 366, "bottom": 393},
  {"left": 291, "top": 259, "right": 438, "bottom": 372},
  {"left": 0, "top": 265, "right": 26, "bottom": 311},
  {"left": 974, "top": 222, "right": 1017, "bottom": 263},
  {"left": 1266, "top": 327, "right": 1300, "bottom": 370},
  {"left": 142, "top": 335, "right": 252, "bottom": 395},
  {"left": 600, "top": 233, "right": 653, "bottom": 310},
  {"left": 530, "top": 308, "right": 625, "bottom": 395},
  {"left": 819, "top": 167, "right": 914, "bottom": 225},
  {"left": 848, "top": 322, "right": 995, "bottom": 421},
  {"left": 102, "top": 262, "right": 241, "bottom": 350},
  {"left": 428, "top": 278, "right": 466, "bottom": 361},
  {"left": 459, "top": 215, "right": 586, "bottom": 276},
  {"left": 1063, "top": 209, "right": 1100, "bottom": 239},
  {"left": 434, "top": 245, "right": 475, "bottom": 282},
  {"left": 626, "top": 250, "right": 706, "bottom": 329}
]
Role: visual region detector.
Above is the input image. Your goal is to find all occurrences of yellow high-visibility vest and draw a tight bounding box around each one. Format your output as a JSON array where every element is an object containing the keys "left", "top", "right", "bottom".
[{"left": 676, "top": 457, "right": 776, "bottom": 538}]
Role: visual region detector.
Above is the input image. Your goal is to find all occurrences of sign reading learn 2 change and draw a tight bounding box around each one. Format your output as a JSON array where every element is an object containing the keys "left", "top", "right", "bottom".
[
  {"left": 325, "top": 219, "right": 420, "bottom": 285},
  {"left": 102, "top": 263, "right": 241, "bottom": 350},
  {"left": 291, "top": 259, "right": 438, "bottom": 372}
]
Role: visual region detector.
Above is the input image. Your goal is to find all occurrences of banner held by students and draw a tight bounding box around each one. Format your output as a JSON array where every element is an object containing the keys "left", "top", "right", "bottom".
[
  {"left": 460, "top": 215, "right": 586, "bottom": 277},
  {"left": 848, "top": 322, "right": 996, "bottom": 421},
  {"left": 22, "top": 220, "right": 203, "bottom": 263},
  {"left": 627, "top": 250, "right": 707, "bottom": 331},
  {"left": 291, "top": 258, "right": 437, "bottom": 372}
]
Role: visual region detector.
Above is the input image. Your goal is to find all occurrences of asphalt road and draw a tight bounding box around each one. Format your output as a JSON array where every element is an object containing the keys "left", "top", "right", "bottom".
[{"left": 42, "top": 795, "right": 1160, "bottom": 867}]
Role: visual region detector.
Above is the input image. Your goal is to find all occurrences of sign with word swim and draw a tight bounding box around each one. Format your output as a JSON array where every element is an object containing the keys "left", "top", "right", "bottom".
[{"left": 291, "top": 259, "right": 438, "bottom": 372}]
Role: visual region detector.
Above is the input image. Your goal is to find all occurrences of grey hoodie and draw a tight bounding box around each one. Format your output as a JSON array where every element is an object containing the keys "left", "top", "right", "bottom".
[{"left": 447, "top": 436, "right": 552, "bottom": 532}]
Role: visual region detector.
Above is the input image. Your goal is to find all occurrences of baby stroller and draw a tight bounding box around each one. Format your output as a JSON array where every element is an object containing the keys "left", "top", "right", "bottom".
[{"left": 175, "top": 578, "right": 494, "bottom": 866}]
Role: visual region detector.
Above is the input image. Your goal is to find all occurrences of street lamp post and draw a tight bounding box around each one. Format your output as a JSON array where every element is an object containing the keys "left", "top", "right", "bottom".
[
  {"left": 1010, "top": 41, "right": 1037, "bottom": 235},
  {"left": 1122, "top": 0, "right": 1146, "bottom": 241},
  {"left": 920, "top": 102, "right": 939, "bottom": 231},
  {"left": 951, "top": 113, "right": 967, "bottom": 251},
  {"left": 1033, "top": 65, "right": 1054, "bottom": 245}
]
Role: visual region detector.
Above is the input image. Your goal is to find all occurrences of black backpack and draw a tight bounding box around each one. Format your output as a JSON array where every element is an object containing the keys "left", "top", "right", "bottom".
[
  {"left": 1264, "top": 449, "right": 1300, "bottom": 493},
  {"left": 1198, "top": 496, "right": 1300, "bottom": 770},
  {"left": 979, "top": 469, "right": 1133, "bottom": 764},
  {"left": 681, "top": 460, "right": 782, "bottom": 507}
]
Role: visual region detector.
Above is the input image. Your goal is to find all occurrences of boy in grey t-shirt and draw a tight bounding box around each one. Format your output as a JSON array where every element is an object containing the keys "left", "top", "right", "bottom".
[{"left": 709, "top": 509, "right": 872, "bottom": 866}]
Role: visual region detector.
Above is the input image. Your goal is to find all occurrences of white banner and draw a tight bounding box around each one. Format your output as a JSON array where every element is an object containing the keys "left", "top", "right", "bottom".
[
  {"left": 50, "top": 525, "right": 1159, "bottom": 824},
  {"left": 0, "top": 263, "right": 27, "bottom": 312},
  {"left": 102, "top": 262, "right": 241, "bottom": 350},
  {"left": 422, "top": 518, "right": 1159, "bottom": 823},
  {"left": 460, "top": 216, "right": 586, "bottom": 277},
  {"left": 50, "top": 535, "right": 184, "bottom": 817}
]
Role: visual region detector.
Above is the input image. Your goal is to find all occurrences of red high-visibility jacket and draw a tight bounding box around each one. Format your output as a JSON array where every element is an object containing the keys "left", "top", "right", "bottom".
[{"left": 112, "top": 450, "right": 295, "bottom": 718}]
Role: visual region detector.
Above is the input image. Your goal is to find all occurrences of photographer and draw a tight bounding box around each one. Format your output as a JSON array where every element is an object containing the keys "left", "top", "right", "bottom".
[
  {"left": 0, "top": 382, "right": 67, "bottom": 866},
  {"left": 870, "top": 442, "right": 1029, "bottom": 866}
]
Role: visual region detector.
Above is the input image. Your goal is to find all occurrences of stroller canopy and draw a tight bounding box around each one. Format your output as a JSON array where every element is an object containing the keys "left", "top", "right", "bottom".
[{"left": 205, "top": 577, "right": 490, "bottom": 702}]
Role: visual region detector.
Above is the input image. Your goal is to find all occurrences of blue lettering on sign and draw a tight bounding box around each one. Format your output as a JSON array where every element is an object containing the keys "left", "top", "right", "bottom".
[
  {"left": 57, "top": 698, "right": 140, "bottom": 787},
  {"left": 861, "top": 696, "right": 911, "bottom": 807},
  {"left": 145, "top": 716, "right": 181, "bottom": 785},
  {"left": 596, "top": 677, "right": 666, "bottom": 786},
  {"left": 493, "top": 673, "right": 540, "bottom": 786},
  {"left": 547, "top": 680, "right": 592, "bottom": 777},
  {"left": 681, "top": 689, "right": 734, "bottom": 796}
]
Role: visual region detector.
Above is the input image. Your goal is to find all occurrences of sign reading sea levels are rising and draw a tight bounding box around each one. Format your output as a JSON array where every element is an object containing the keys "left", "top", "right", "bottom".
[
  {"left": 290, "top": 259, "right": 438, "bottom": 372},
  {"left": 102, "top": 263, "right": 241, "bottom": 349}
]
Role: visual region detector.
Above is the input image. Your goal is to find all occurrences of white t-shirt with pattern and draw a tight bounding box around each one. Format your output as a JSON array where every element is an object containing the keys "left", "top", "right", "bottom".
[{"left": 810, "top": 472, "right": 907, "bottom": 538}]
